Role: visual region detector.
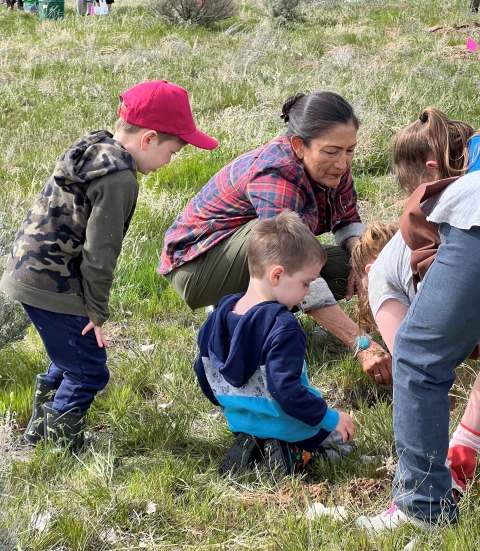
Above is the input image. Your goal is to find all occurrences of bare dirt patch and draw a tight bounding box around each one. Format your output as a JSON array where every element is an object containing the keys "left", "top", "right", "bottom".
[
  {"left": 0, "top": 423, "right": 32, "bottom": 465},
  {"left": 426, "top": 22, "right": 480, "bottom": 34},
  {"left": 336, "top": 477, "right": 390, "bottom": 506},
  {"left": 239, "top": 476, "right": 391, "bottom": 511},
  {"left": 442, "top": 45, "right": 480, "bottom": 60},
  {"left": 324, "top": 45, "right": 361, "bottom": 61},
  {"left": 240, "top": 480, "right": 331, "bottom": 509}
]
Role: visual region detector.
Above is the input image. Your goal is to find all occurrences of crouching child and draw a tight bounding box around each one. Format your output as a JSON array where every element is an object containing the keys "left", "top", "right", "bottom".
[{"left": 194, "top": 211, "right": 355, "bottom": 477}]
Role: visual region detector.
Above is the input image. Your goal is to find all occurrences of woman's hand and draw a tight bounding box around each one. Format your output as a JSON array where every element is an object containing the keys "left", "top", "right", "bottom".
[
  {"left": 357, "top": 341, "right": 392, "bottom": 385},
  {"left": 309, "top": 304, "right": 392, "bottom": 385},
  {"left": 82, "top": 321, "right": 110, "bottom": 349}
]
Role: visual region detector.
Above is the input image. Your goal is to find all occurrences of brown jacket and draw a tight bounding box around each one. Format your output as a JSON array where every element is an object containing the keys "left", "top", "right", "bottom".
[
  {"left": 399, "top": 176, "right": 479, "bottom": 359},
  {"left": 399, "top": 177, "right": 458, "bottom": 291}
]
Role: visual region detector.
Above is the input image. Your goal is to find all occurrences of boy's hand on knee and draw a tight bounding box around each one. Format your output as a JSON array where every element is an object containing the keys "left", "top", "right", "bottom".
[
  {"left": 82, "top": 321, "right": 110, "bottom": 348},
  {"left": 335, "top": 411, "right": 355, "bottom": 443}
]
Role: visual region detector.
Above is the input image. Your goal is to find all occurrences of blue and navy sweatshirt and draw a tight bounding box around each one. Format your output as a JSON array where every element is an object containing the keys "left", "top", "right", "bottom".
[{"left": 194, "top": 293, "right": 339, "bottom": 444}]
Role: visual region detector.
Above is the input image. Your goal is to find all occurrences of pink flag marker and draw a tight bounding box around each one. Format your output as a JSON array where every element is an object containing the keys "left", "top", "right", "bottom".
[{"left": 467, "top": 37, "right": 479, "bottom": 51}]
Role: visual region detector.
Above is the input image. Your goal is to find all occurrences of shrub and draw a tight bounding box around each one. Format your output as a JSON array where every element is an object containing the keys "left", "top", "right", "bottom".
[
  {"left": 0, "top": 215, "right": 30, "bottom": 351},
  {"left": 0, "top": 295, "right": 30, "bottom": 352},
  {"left": 152, "top": 0, "right": 239, "bottom": 24},
  {"left": 262, "top": 0, "right": 301, "bottom": 21}
]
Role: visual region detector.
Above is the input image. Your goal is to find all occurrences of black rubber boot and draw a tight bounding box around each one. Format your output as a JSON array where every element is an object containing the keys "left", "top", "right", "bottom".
[
  {"left": 218, "top": 433, "right": 264, "bottom": 475},
  {"left": 24, "top": 374, "right": 57, "bottom": 445},
  {"left": 43, "top": 402, "right": 87, "bottom": 452},
  {"left": 263, "top": 439, "right": 296, "bottom": 479}
]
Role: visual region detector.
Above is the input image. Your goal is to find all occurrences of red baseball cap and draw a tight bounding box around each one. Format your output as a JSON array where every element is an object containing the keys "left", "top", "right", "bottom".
[{"left": 118, "top": 80, "right": 218, "bottom": 150}]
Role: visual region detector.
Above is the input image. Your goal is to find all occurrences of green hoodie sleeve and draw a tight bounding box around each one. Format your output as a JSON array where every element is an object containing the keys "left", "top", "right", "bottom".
[{"left": 82, "top": 170, "right": 138, "bottom": 326}]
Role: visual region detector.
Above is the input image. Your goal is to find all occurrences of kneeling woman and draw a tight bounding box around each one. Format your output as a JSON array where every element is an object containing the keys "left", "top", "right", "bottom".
[{"left": 158, "top": 91, "right": 391, "bottom": 382}]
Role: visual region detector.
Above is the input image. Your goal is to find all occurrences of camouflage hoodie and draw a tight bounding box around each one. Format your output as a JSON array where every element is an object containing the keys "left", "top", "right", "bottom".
[{"left": 0, "top": 130, "right": 138, "bottom": 326}]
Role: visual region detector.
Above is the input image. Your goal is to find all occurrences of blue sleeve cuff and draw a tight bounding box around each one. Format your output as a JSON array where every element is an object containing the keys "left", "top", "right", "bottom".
[{"left": 319, "top": 408, "right": 340, "bottom": 432}]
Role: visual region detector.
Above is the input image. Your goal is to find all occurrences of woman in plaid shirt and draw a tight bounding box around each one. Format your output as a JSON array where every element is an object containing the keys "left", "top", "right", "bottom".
[{"left": 158, "top": 91, "right": 391, "bottom": 383}]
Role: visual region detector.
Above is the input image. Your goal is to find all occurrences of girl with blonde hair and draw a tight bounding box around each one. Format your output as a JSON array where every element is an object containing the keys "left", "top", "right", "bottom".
[
  {"left": 394, "top": 106, "right": 477, "bottom": 193},
  {"left": 356, "top": 108, "right": 480, "bottom": 532}
]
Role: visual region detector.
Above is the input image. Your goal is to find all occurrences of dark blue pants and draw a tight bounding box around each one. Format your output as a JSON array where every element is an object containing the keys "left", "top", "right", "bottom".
[{"left": 23, "top": 305, "right": 109, "bottom": 412}]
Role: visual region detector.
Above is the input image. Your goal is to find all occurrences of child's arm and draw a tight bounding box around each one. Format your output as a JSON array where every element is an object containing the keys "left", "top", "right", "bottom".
[
  {"left": 81, "top": 172, "right": 138, "bottom": 329},
  {"left": 193, "top": 315, "right": 221, "bottom": 407},
  {"left": 265, "top": 325, "right": 339, "bottom": 433},
  {"left": 374, "top": 298, "right": 408, "bottom": 354}
]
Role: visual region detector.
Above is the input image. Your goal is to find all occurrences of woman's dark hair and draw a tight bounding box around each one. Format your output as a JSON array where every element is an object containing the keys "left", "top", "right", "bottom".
[{"left": 281, "top": 91, "right": 360, "bottom": 147}]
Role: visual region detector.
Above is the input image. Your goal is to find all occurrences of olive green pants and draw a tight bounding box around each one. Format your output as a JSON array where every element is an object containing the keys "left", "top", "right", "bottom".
[{"left": 164, "top": 219, "right": 351, "bottom": 310}]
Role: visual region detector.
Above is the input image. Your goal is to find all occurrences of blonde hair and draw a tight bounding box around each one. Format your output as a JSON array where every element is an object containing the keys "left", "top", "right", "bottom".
[
  {"left": 248, "top": 210, "right": 326, "bottom": 279},
  {"left": 350, "top": 221, "right": 399, "bottom": 331},
  {"left": 114, "top": 118, "right": 187, "bottom": 145},
  {"left": 394, "top": 107, "right": 476, "bottom": 193}
]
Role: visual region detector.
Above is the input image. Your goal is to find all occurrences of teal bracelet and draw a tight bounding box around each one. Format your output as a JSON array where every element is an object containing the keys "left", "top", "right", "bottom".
[{"left": 353, "top": 334, "right": 372, "bottom": 357}]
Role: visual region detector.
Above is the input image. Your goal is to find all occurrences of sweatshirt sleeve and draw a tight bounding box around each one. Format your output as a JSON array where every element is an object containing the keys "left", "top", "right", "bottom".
[
  {"left": 193, "top": 316, "right": 221, "bottom": 407},
  {"left": 264, "top": 325, "right": 339, "bottom": 432},
  {"left": 82, "top": 171, "right": 138, "bottom": 326}
]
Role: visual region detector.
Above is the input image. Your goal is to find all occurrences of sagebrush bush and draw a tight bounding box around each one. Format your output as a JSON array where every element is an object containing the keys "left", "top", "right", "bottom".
[
  {"left": 152, "top": 0, "right": 238, "bottom": 24},
  {"left": 0, "top": 217, "right": 30, "bottom": 351},
  {"left": 0, "top": 295, "right": 30, "bottom": 352},
  {"left": 262, "top": 0, "right": 301, "bottom": 21}
]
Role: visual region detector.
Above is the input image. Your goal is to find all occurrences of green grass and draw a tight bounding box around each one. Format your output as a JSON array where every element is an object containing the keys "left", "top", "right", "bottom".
[{"left": 1, "top": 0, "right": 480, "bottom": 548}]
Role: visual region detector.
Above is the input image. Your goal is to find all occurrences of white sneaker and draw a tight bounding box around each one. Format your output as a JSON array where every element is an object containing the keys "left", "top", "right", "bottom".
[{"left": 356, "top": 502, "right": 432, "bottom": 533}]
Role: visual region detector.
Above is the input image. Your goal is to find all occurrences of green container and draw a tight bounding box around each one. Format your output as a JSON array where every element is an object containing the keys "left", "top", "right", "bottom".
[{"left": 39, "top": 0, "right": 64, "bottom": 19}]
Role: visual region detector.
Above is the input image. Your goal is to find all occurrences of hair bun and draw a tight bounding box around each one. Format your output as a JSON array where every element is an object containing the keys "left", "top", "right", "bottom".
[{"left": 281, "top": 93, "right": 305, "bottom": 123}]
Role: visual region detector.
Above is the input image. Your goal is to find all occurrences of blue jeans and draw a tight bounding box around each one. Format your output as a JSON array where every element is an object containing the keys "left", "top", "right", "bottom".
[
  {"left": 23, "top": 305, "right": 109, "bottom": 412},
  {"left": 392, "top": 223, "right": 480, "bottom": 524}
]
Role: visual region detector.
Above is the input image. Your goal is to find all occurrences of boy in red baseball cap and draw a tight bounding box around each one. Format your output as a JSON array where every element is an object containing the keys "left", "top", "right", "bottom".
[{"left": 0, "top": 80, "right": 217, "bottom": 452}]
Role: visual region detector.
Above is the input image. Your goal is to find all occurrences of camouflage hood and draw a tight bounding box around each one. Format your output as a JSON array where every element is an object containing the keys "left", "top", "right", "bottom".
[{"left": 52, "top": 130, "right": 137, "bottom": 186}]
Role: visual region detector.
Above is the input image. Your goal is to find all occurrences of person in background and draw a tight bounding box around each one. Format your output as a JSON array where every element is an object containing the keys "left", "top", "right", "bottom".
[
  {"left": 6, "top": 0, "right": 23, "bottom": 11},
  {"left": 22, "top": 0, "right": 38, "bottom": 12}
]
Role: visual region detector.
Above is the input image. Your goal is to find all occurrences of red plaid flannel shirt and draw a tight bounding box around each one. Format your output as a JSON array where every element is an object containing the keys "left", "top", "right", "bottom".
[{"left": 158, "top": 136, "right": 361, "bottom": 274}]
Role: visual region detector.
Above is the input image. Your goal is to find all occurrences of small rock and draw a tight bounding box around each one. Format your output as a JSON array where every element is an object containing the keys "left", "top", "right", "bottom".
[{"left": 145, "top": 502, "right": 157, "bottom": 514}]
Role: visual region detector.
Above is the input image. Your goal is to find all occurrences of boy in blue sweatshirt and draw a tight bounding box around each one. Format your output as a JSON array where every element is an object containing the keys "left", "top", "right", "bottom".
[{"left": 194, "top": 211, "right": 355, "bottom": 477}]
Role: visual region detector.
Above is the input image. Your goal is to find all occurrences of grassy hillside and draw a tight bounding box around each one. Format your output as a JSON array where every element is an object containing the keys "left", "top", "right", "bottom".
[{"left": 1, "top": 0, "right": 480, "bottom": 548}]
